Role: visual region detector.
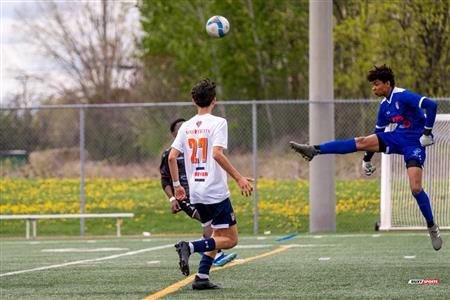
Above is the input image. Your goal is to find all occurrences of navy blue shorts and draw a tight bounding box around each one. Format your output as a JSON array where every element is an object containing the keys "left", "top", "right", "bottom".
[
  {"left": 194, "top": 198, "right": 237, "bottom": 229},
  {"left": 377, "top": 131, "right": 426, "bottom": 166}
]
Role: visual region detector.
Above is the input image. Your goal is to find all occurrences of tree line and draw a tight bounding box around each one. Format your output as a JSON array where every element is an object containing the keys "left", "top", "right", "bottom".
[{"left": 2, "top": 0, "right": 449, "bottom": 162}]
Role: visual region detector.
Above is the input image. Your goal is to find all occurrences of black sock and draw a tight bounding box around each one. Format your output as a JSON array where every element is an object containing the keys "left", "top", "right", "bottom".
[
  {"left": 198, "top": 255, "right": 214, "bottom": 279},
  {"left": 427, "top": 220, "right": 435, "bottom": 228}
]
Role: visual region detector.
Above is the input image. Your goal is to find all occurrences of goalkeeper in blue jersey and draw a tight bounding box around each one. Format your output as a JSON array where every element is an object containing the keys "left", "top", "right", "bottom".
[{"left": 290, "top": 64, "right": 442, "bottom": 251}]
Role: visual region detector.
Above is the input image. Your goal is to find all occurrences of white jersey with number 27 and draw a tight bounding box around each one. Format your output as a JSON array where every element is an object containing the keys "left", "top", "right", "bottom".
[{"left": 171, "top": 113, "right": 230, "bottom": 205}]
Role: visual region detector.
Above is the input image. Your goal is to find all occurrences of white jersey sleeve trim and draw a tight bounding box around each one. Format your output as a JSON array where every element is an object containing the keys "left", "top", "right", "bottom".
[
  {"left": 376, "top": 125, "right": 387, "bottom": 129},
  {"left": 418, "top": 97, "right": 426, "bottom": 108},
  {"left": 393, "top": 87, "right": 405, "bottom": 93}
]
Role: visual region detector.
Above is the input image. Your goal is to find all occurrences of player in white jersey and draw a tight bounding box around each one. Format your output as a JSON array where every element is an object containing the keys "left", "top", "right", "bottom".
[{"left": 168, "top": 79, "right": 253, "bottom": 290}]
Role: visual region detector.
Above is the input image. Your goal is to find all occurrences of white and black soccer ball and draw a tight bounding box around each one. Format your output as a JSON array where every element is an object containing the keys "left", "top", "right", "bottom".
[{"left": 205, "top": 16, "right": 230, "bottom": 38}]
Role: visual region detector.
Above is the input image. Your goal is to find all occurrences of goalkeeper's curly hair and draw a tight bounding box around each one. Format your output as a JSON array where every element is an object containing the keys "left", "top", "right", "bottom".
[
  {"left": 367, "top": 64, "right": 395, "bottom": 87},
  {"left": 191, "top": 79, "right": 216, "bottom": 108}
]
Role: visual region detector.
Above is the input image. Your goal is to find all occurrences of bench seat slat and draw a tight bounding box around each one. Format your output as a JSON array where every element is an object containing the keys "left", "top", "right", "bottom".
[{"left": 0, "top": 213, "right": 134, "bottom": 220}]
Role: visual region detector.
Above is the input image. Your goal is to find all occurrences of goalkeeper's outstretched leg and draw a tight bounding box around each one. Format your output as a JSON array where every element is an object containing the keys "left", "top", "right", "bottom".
[{"left": 289, "top": 134, "right": 380, "bottom": 161}]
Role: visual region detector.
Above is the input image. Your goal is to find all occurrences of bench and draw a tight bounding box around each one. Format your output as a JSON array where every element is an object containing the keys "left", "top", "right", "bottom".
[{"left": 0, "top": 213, "right": 134, "bottom": 239}]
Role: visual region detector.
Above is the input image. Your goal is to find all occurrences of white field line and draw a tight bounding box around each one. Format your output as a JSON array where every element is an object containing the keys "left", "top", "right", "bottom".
[
  {"left": 318, "top": 257, "right": 331, "bottom": 261},
  {"left": 0, "top": 238, "right": 179, "bottom": 245},
  {"left": 241, "top": 232, "right": 450, "bottom": 240},
  {"left": 235, "top": 244, "right": 272, "bottom": 249},
  {"left": 288, "top": 244, "right": 336, "bottom": 248},
  {"left": 235, "top": 244, "right": 336, "bottom": 249},
  {"left": 0, "top": 244, "right": 173, "bottom": 277},
  {"left": 42, "top": 248, "right": 129, "bottom": 253}
]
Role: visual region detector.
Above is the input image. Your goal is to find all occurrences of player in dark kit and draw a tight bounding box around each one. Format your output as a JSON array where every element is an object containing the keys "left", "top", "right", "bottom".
[
  {"left": 160, "top": 119, "right": 198, "bottom": 220},
  {"left": 290, "top": 65, "right": 442, "bottom": 251},
  {"left": 160, "top": 118, "right": 237, "bottom": 267}
]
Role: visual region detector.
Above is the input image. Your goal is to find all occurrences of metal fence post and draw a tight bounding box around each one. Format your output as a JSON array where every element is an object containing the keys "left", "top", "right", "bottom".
[
  {"left": 80, "top": 107, "right": 86, "bottom": 236},
  {"left": 252, "top": 101, "right": 259, "bottom": 234}
]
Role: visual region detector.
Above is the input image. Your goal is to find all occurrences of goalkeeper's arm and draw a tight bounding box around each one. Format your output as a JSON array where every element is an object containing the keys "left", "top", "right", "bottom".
[
  {"left": 419, "top": 98, "right": 438, "bottom": 147},
  {"left": 420, "top": 98, "right": 438, "bottom": 132}
]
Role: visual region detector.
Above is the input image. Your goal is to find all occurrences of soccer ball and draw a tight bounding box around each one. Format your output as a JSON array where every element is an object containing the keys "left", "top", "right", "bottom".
[{"left": 205, "top": 16, "right": 230, "bottom": 38}]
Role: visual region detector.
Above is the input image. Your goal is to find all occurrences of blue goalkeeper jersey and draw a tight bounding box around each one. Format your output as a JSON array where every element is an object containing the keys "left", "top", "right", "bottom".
[{"left": 375, "top": 87, "right": 437, "bottom": 135}]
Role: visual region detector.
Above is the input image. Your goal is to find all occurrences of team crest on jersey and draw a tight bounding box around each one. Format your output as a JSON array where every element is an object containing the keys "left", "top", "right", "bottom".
[
  {"left": 196, "top": 121, "right": 202, "bottom": 128},
  {"left": 395, "top": 101, "right": 400, "bottom": 109},
  {"left": 413, "top": 148, "right": 422, "bottom": 158}
]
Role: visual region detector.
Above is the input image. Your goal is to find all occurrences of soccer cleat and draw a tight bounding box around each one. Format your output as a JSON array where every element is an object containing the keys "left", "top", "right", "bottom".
[
  {"left": 428, "top": 224, "right": 443, "bottom": 251},
  {"left": 175, "top": 241, "right": 191, "bottom": 276},
  {"left": 213, "top": 252, "right": 237, "bottom": 267},
  {"left": 192, "top": 276, "right": 221, "bottom": 290},
  {"left": 289, "top": 141, "right": 319, "bottom": 161},
  {"left": 213, "top": 252, "right": 225, "bottom": 264}
]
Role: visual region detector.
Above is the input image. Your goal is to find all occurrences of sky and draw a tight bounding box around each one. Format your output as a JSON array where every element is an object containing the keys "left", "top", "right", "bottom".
[
  {"left": 1, "top": 0, "right": 48, "bottom": 105},
  {"left": 0, "top": 0, "right": 139, "bottom": 106}
]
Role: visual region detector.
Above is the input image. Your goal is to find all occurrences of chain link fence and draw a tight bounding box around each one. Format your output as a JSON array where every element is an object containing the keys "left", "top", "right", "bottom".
[
  {"left": 2, "top": 99, "right": 449, "bottom": 234},
  {"left": 2, "top": 99, "right": 450, "bottom": 180}
]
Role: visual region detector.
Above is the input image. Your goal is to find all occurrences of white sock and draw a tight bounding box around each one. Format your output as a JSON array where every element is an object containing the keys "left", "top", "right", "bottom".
[
  {"left": 188, "top": 242, "right": 194, "bottom": 253},
  {"left": 197, "top": 273, "right": 209, "bottom": 279}
]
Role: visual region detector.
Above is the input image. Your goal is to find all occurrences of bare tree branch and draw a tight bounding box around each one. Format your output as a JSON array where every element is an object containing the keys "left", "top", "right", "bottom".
[{"left": 16, "top": 0, "right": 139, "bottom": 103}]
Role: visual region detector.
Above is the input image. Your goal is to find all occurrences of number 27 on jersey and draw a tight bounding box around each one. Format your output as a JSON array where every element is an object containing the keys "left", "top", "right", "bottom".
[{"left": 188, "top": 138, "right": 208, "bottom": 163}]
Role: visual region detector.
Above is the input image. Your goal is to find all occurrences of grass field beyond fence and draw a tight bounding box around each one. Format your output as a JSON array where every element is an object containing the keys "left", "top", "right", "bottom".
[{"left": 0, "top": 178, "right": 380, "bottom": 237}]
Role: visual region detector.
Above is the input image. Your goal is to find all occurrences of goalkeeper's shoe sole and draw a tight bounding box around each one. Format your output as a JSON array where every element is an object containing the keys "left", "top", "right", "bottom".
[
  {"left": 289, "top": 142, "right": 318, "bottom": 161},
  {"left": 428, "top": 224, "right": 443, "bottom": 251},
  {"left": 175, "top": 241, "right": 191, "bottom": 276}
]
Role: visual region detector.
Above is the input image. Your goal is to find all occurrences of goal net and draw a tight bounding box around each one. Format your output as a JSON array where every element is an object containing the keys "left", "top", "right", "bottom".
[{"left": 380, "top": 114, "right": 450, "bottom": 230}]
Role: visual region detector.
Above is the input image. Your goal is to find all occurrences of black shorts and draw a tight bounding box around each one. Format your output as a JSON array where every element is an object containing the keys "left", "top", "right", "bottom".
[{"left": 194, "top": 198, "right": 237, "bottom": 229}]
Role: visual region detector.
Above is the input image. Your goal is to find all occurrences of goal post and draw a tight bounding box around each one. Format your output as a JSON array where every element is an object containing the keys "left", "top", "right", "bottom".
[{"left": 380, "top": 114, "right": 450, "bottom": 230}]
